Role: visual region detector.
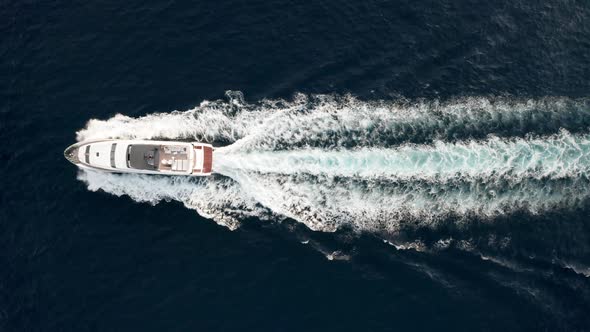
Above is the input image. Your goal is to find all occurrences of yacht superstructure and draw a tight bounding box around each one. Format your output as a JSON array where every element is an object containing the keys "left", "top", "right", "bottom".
[{"left": 64, "top": 139, "right": 213, "bottom": 176}]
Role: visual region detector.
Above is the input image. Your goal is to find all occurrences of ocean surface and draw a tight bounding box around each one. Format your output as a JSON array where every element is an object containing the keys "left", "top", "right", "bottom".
[{"left": 3, "top": 0, "right": 590, "bottom": 331}]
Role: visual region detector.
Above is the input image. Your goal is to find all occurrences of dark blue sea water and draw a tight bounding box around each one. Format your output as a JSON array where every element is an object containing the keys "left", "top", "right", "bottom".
[{"left": 3, "top": 1, "right": 590, "bottom": 331}]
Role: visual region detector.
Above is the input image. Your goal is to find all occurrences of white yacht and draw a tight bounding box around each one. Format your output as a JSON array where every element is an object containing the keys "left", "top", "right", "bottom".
[{"left": 64, "top": 139, "right": 214, "bottom": 176}]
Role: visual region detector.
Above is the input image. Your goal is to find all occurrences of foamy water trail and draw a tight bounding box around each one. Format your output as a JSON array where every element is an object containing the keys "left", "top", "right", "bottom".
[
  {"left": 77, "top": 92, "right": 590, "bottom": 150},
  {"left": 217, "top": 173, "right": 590, "bottom": 231},
  {"left": 216, "top": 131, "right": 590, "bottom": 181},
  {"left": 78, "top": 171, "right": 271, "bottom": 230},
  {"left": 78, "top": 168, "right": 590, "bottom": 232},
  {"left": 76, "top": 93, "right": 590, "bottom": 235},
  {"left": 78, "top": 129, "right": 590, "bottom": 233}
]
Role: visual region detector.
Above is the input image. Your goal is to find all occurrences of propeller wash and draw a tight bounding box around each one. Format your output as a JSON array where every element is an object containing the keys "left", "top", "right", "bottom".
[{"left": 76, "top": 92, "right": 590, "bottom": 232}]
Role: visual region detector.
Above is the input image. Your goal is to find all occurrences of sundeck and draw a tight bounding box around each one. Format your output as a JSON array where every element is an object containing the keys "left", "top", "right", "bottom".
[{"left": 64, "top": 139, "right": 213, "bottom": 176}]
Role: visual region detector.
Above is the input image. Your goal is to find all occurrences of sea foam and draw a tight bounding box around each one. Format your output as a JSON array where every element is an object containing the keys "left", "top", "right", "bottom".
[{"left": 76, "top": 93, "right": 590, "bottom": 233}]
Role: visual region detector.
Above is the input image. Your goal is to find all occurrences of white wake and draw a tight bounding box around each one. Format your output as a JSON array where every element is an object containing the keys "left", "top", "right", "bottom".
[
  {"left": 76, "top": 93, "right": 590, "bottom": 232},
  {"left": 216, "top": 130, "right": 590, "bottom": 181}
]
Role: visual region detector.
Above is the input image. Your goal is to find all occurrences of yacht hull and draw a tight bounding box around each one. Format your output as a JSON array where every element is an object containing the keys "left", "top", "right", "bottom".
[{"left": 64, "top": 139, "right": 214, "bottom": 176}]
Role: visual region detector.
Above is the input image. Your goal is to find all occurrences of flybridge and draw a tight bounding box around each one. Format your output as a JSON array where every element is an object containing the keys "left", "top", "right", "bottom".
[{"left": 64, "top": 139, "right": 214, "bottom": 176}]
